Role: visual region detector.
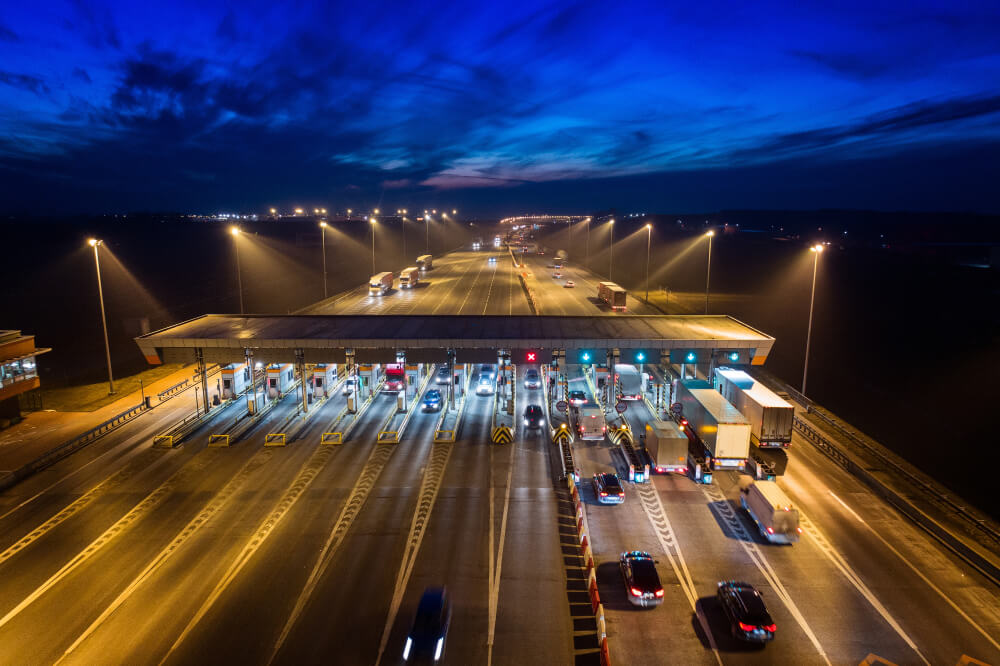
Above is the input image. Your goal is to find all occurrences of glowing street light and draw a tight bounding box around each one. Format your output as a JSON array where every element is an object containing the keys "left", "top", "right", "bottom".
[
  {"left": 452, "top": 209, "right": 456, "bottom": 215},
  {"left": 802, "top": 244, "right": 824, "bottom": 395},
  {"left": 374, "top": 208, "right": 380, "bottom": 215},
  {"left": 608, "top": 219, "right": 615, "bottom": 280},
  {"left": 319, "top": 221, "right": 329, "bottom": 299},
  {"left": 644, "top": 223, "right": 652, "bottom": 303},
  {"left": 294, "top": 208, "right": 304, "bottom": 216},
  {"left": 269, "top": 207, "right": 277, "bottom": 215},
  {"left": 87, "top": 238, "right": 115, "bottom": 395},
  {"left": 370, "top": 217, "right": 377, "bottom": 275},
  {"left": 230, "top": 226, "right": 244, "bottom": 314},
  {"left": 347, "top": 208, "right": 353, "bottom": 218},
  {"left": 320, "top": 208, "right": 327, "bottom": 215},
  {"left": 704, "top": 230, "right": 715, "bottom": 314}
]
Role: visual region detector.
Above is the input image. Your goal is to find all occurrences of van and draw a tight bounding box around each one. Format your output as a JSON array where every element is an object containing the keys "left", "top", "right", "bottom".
[{"left": 576, "top": 406, "right": 607, "bottom": 440}]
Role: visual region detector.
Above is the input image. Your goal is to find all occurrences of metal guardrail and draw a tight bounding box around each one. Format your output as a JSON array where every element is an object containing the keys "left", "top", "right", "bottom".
[
  {"left": 802, "top": 406, "right": 1000, "bottom": 549},
  {"left": 157, "top": 378, "right": 189, "bottom": 400},
  {"left": 0, "top": 401, "right": 148, "bottom": 492},
  {"left": 794, "top": 416, "right": 1000, "bottom": 587}
]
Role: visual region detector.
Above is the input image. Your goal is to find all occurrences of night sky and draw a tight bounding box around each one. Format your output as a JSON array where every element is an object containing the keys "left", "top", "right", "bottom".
[{"left": 2, "top": 1, "right": 999, "bottom": 215}]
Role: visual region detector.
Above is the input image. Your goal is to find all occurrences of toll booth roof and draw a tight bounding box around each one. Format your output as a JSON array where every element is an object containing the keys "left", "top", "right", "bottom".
[{"left": 137, "top": 314, "right": 773, "bottom": 351}]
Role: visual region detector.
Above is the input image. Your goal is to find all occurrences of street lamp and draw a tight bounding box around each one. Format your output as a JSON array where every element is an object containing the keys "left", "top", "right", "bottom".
[
  {"left": 370, "top": 217, "right": 377, "bottom": 275},
  {"left": 608, "top": 219, "right": 615, "bottom": 280},
  {"left": 347, "top": 208, "right": 352, "bottom": 218},
  {"left": 644, "top": 223, "right": 652, "bottom": 302},
  {"left": 425, "top": 214, "right": 431, "bottom": 253},
  {"left": 703, "top": 230, "right": 714, "bottom": 314},
  {"left": 802, "top": 244, "right": 824, "bottom": 395},
  {"left": 87, "top": 238, "right": 115, "bottom": 395},
  {"left": 230, "top": 227, "right": 244, "bottom": 314},
  {"left": 585, "top": 217, "right": 591, "bottom": 267},
  {"left": 401, "top": 216, "right": 407, "bottom": 260},
  {"left": 319, "top": 222, "right": 328, "bottom": 299}
]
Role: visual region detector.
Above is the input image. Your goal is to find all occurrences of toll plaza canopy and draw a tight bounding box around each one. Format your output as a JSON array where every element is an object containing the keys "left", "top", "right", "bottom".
[{"left": 135, "top": 314, "right": 775, "bottom": 366}]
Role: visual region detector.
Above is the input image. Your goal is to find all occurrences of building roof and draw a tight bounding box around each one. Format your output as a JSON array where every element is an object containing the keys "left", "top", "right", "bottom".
[{"left": 135, "top": 314, "right": 774, "bottom": 366}]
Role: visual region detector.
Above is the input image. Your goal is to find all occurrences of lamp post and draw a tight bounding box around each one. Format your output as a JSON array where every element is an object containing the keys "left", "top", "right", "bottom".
[
  {"left": 230, "top": 227, "right": 244, "bottom": 314},
  {"left": 425, "top": 214, "right": 431, "bottom": 253},
  {"left": 585, "top": 217, "right": 591, "bottom": 267},
  {"left": 87, "top": 238, "right": 115, "bottom": 395},
  {"left": 704, "top": 230, "right": 714, "bottom": 314},
  {"left": 644, "top": 223, "right": 652, "bottom": 302},
  {"left": 802, "top": 244, "right": 824, "bottom": 395},
  {"left": 608, "top": 219, "right": 615, "bottom": 280},
  {"left": 319, "top": 221, "right": 328, "bottom": 299},
  {"left": 370, "top": 217, "right": 377, "bottom": 275}
]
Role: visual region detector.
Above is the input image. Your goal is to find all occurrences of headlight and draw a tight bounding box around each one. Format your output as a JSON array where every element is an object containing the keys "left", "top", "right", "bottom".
[
  {"left": 434, "top": 637, "right": 444, "bottom": 661},
  {"left": 524, "top": 419, "right": 530, "bottom": 426},
  {"left": 403, "top": 637, "right": 412, "bottom": 660}
]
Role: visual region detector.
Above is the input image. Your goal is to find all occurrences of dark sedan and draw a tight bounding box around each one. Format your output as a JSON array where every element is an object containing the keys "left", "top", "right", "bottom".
[
  {"left": 619, "top": 551, "right": 664, "bottom": 607},
  {"left": 717, "top": 581, "right": 776, "bottom": 642},
  {"left": 404, "top": 587, "right": 452, "bottom": 662}
]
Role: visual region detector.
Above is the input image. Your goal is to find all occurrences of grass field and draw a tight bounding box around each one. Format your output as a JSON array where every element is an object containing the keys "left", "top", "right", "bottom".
[{"left": 41, "top": 364, "right": 186, "bottom": 412}]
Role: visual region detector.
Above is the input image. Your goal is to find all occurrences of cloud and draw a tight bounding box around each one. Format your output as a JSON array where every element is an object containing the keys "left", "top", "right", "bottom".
[
  {"left": 789, "top": 50, "right": 893, "bottom": 80},
  {"left": 381, "top": 178, "right": 413, "bottom": 189},
  {"left": 72, "top": 67, "right": 92, "bottom": 84},
  {"left": 0, "top": 22, "right": 18, "bottom": 42},
  {"left": 0, "top": 71, "right": 50, "bottom": 96}
]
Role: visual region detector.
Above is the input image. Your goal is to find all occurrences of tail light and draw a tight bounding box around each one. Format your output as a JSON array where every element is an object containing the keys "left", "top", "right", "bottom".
[
  {"left": 763, "top": 624, "right": 776, "bottom": 632},
  {"left": 630, "top": 587, "right": 642, "bottom": 597},
  {"left": 766, "top": 527, "right": 775, "bottom": 534},
  {"left": 600, "top": 491, "right": 608, "bottom": 496},
  {"left": 796, "top": 527, "right": 803, "bottom": 534},
  {"left": 654, "top": 589, "right": 664, "bottom": 598},
  {"left": 618, "top": 492, "right": 624, "bottom": 497},
  {"left": 738, "top": 622, "right": 756, "bottom": 632}
]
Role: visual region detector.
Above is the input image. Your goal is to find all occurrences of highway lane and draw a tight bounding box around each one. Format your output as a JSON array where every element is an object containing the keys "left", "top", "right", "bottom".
[
  {"left": 563, "top": 362, "right": 1000, "bottom": 665},
  {"left": 521, "top": 252, "right": 661, "bottom": 316}
]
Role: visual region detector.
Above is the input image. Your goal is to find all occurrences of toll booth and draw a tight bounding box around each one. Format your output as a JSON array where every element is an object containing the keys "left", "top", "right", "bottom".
[
  {"left": 357, "top": 363, "right": 381, "bottom": 397},
  {"left": 594, "top": 365, "right": 610, "bottom": 388},
  {"left": 405, "top": 364, "right": 422, "bottom": 397},
  {"left": 266, "top": 363, "right": 294, "bottom": 399},
  {"left": 452, "top": 364, "right": 468, "bottom": 397},
  {"left": 220, "top": 362, "right": 249, "bottom": 399},
  {"left": 311, "top": 364, "right": 337, "bottom": 398}
]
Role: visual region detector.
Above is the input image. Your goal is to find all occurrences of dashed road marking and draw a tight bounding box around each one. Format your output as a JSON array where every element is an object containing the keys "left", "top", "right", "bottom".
[
  {"left": 374, "top": 442, "right": 454, "bottom": 665},
  {"left": 56, "top": 449, "right": 275, "bottom": 662},
  {"left": 270, "top": 443, "right": 397, "bottom": 664},
  {"left": 163, "top": 443, "right": 341, "bottom": 664},
  {"left": 487, "top": 440, "right": 516, "bottom": 666}
]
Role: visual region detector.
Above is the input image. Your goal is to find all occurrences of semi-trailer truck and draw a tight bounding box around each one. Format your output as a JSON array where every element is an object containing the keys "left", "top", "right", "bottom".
[
  {"left": 746, "top": 445, "right": 789, "bottom": 480},
  {"left": 643, "top": 421, "right": 688, "bottom": 473},
  {"left": 676, "top": 379, "right": 751, "bottom": 469},
  {"left": 383, "top": 363, "right": 406, "bottom": 392},
  {"left": 399, "top": 267, "right": 420, "bottom": 288},
  {"left": 369, "top": 272, "right": 393, "bottom": 295},
  {"left": 416, "top": 254, "right": 433, "bottom": 270},
  {"left": 614, "top": 364, "right": 644, "bottom": 400},
  {"left": 597, "top": 282, "right": 627, "bottom": 311},
  {"left": 714, "top": 367, "right": 794, "bottom": 448},
  {"left": 738, "top": 478, "right": 801, "bottom": 544}
]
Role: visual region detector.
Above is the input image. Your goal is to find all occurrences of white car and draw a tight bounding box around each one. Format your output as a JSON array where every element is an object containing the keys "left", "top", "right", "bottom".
[
  {"left": 476, "top": 378, "right": 495, "bottom": 396},
  {"left": 342, "top": 377, "right": 358, "bottom": 396},
  {"left": 564, "top": 280, "right": 575, "bottom": 288}
]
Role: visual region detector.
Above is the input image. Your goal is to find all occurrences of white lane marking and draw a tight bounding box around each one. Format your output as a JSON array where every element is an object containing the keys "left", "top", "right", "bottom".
[
  {"left": 827, "top": 491, "right": 1000, "bottom": 653},
  {"left": 701, "top": 483, "right": 831, "bottom": 664},
  {"left": 487, "top": 441, "right": 516, "bottom": 666},
  {"left": 456, "top": 257, "right": 489, "bottom": 315},
  {"left": 373, "top": 440, "right": 454, "bottom": 666},
  {"left": 163, "top": 443, "right": 342, "bottom": 664},
  {"left": 55, "top": 449, "right": 274, "bottom": 662},
  {"left": 271, "top": 443, "right": 397, "bottom": 664},
  {"left": 634, "top": 483, "right": 723, "bottom": 665},
  {"left": 0, "top": 453, "right": 212, "bottom": 631},
  {"left": 799, "top": 513, "right": 929, "bottom": 664}
]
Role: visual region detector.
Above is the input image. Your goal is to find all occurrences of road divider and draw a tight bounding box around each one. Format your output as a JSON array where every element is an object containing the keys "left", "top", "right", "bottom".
[
  {"left": 433, "top": 370, "right": 471, "bottom": 442},
  {"left": 566, "top": 474, "right": 611, "bottom": 665},
  {"left": 319, "top": 376, "right": 383, "bottom": 444}
]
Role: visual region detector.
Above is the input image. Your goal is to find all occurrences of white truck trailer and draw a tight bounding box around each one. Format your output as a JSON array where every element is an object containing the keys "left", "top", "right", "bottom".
[
  {"left": 399, "top": 267, "right": 420, "bottom": 288},
  {"left": 738, "top": 478, "right": 801, "bottom": 544},
  {"left": 416, "top": 254, "right": 433, "bottom": 270},
  {"left": 643, "top": 421, "right": 688, "bottom": 474},
  {"left": 369, "top": 271, "right": 393, "bottom": 296},
  {"left": 714, "top": 367, "right": 794, "bottom": 448},
  {"left": 614, "top": 364, "right": 644, "bottom": 401},
  {"left": 676, "top": 379, "right": 751, "bottom": 469}
]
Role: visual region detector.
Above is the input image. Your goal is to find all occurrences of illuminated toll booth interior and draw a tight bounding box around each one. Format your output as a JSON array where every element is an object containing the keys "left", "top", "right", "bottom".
[
  {"left": 311, "top": 364, "right": 337, "bottom": 398},
  {"left": 220, "top": 362, "right": 249, "bottom": 399},
  {"left": 266, "top": 363, "right": 294, "bottom": 398}
]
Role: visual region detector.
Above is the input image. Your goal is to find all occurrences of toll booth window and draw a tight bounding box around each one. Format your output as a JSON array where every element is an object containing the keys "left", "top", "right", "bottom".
[
  {"left": 243, "top": 368, "right": 250, "bottom": 381},
  {"left": 223, "top": 379, "right": 232, "bottom": 389},
  {"left": 316, "top": 377, "right": 323, "bottom": 387},
  {"left": 269, "top": 379, "right": 277, "bottom": 387},
  {"left": 286, "top": 370, "right": 292, "bottom": 381}
]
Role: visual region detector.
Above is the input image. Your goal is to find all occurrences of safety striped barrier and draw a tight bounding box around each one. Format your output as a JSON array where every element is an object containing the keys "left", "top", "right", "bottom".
[
  {"left": 207, "top": 434, "right": 230, "bottom": 447},
  {"left": 264, "top": 433, "right": 286, "bottom": 447},
  {"left": 321, "top": 432, "right": 343, "bottom": 445}
]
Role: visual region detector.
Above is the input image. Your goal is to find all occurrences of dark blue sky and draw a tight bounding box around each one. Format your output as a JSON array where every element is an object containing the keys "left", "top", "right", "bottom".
[{"left": 1, "top": 1, "right": 999, "bottom": 215}]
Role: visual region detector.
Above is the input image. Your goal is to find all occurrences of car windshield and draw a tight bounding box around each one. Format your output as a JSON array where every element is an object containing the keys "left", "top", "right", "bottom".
[
  {"left": 526, "top": 370, "right": 538, "bottom": 378},
  {"left": 630, "top": 558, "right": 660, "bottom": 589},
  {"left": 411, "top": 600, "right": 445, "bottom": 638},
  {"left": 570, "top": 391, "right": 585, "bottom": 399},
  {"left": 526, "top": 406, "right": 541, "bottom": 416},
  {"left": 426, "top": 391, "right": 440, "bottom": 399},
  {"left": 734, "top": 588, "right": 771, "bottom": 623},
  {"left": 600, "top": 475, "right": 622, "bottom": 491}
]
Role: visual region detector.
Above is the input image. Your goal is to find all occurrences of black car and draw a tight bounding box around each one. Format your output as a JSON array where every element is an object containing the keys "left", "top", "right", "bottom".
[
  {"left": 619, "top": 551, "right": 663, "bottom": 607},
  {"left": 716, "top": 581, "right": 776, "bottom": 642},
  {"left": 592, "top": 472, "right": 625, "bottom": 504},
  {"left": 523, "top": 404, "right": 544, "bottom": 429},
  {"left": 404, "top": 587, "right": 452, "bottom": 662}
]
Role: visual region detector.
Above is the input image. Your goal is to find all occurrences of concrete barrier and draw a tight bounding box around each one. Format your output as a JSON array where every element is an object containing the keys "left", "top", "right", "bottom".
[
  {"left": 588, "top": 576, "right": 601, "bottom": 613},
  {"left": 600, "top": 636, "right": 611, "bottom": 666}
]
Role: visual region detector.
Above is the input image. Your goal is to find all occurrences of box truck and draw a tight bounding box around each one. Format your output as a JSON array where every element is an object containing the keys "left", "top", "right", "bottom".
[
  {"left": 597, "top": 282, "right": 627, "bottom": 311},
  {"left": 714, "top": 367, "right": 794, "bottom": 448},
  {"left": 643, "top": 421, "right": 688, "bottom": 474},
  {"left": 399, "top": 267, "right": 420, "bottom": 288},
  {"left": 416, "top": 254, "right": 433, "bottom": 271},
  {"left": 614, "top": 364, "right": 644, "bottom": 401},
  {"left": 369, "top": 272, "right": 393, "bottom": 295},
  {"left": 738, "top": 478, "right": 801, "bottom": 544},
  {"left": 676, "top": 379, "right": 751, "bottom": 469}
]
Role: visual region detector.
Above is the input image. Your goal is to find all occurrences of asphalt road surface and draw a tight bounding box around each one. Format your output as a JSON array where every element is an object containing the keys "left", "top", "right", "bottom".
[{"left": 1, "top": 241, "right": 998, "bottom": 665}]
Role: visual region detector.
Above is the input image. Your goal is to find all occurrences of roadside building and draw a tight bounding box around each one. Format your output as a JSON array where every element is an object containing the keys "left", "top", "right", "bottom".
[{"left": 0, "top": 330, "right": 51, "bottom": 422}]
